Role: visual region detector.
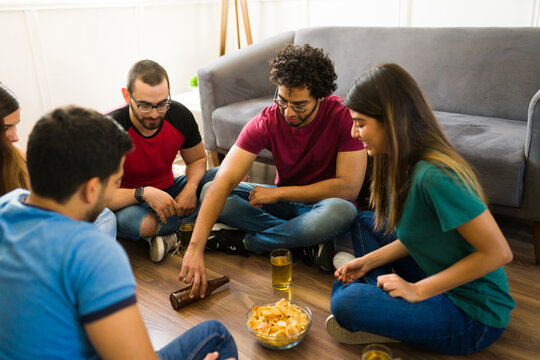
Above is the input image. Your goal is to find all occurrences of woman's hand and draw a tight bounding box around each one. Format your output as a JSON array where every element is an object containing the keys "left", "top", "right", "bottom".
[
  {"left": 334, "top": 257, "right": 371, "bottom": 284},
  {"left": 377, "top": 274, "right": 422, "bottom": 303}
]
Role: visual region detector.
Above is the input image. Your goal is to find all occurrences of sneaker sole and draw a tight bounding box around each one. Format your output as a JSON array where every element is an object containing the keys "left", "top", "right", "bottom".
[
  {"left": 149, "top": 236, "right": 165, "bottom": 263},
  {"left": 211, "top": 223, "right": 239, "bottom": 231},
  {"left": 333, "top": 251, "right": 356, "bottom": 270},
  {"left": 325, "top": 315, "right": 398, "bottom": 344}
]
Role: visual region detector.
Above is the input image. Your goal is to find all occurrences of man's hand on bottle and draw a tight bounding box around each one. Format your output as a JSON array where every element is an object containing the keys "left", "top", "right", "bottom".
[
  {"left": 144, "top": 187, "right": 181, "bottom": 223},
  {"left": 178, "top": 247, "right": 208, "bottom": 298}
]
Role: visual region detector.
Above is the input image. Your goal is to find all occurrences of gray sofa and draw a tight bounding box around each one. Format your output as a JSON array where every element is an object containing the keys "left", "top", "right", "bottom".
[{"left": 198, "top": 27, "right": 540, "bottom": 264}]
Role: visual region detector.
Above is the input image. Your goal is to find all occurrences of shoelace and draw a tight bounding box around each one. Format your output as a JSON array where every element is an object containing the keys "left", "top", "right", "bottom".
[
  {"left": 171, "top": 233, "right": 183, "bottom": 256},
  {"left": 171, "top": 241, "right": 182, "bottom": 256}
]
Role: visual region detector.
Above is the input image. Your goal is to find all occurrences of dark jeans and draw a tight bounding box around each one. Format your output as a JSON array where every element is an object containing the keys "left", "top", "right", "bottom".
[
  {"left": 330, "top": 211, "right": 505, "bottom": 355},
  {"left": 205, "top": 181, "right": 357, "bottom": 253}
]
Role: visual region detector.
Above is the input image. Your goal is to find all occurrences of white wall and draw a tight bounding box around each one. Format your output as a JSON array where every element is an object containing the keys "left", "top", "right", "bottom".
[{"left": 1, "top": 0, "right": 539, "bottom": 149}]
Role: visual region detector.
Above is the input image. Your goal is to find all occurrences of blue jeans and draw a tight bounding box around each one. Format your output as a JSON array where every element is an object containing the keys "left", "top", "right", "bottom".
[
  {"left": 204, "top": 181, "right": 358, "bottom": 253},
  {"left": 93, "top": 208, "right": 117, "bottom": 238},
  {"left": 157, "top": 320, "right": 238, "bottom": 360},
  {"left": 330, "top": 211, "right": 505, "bottom": 355},
  {"left": 115, "top": 168, "right": 218, "bottom": 240}
]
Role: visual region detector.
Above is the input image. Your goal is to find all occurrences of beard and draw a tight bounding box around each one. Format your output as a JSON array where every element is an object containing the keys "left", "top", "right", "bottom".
[
  {"left": 84, "top": 186, "right": 108, "bottom": 223},
  {"left": 282, "top": 102, "right": 319, "bottom": 129},
  {"left": 131, "top": 106, "right": 164, "bottom": 130},
  {"left": 85, "top": 203, "right": 104, "bottom": 223}
]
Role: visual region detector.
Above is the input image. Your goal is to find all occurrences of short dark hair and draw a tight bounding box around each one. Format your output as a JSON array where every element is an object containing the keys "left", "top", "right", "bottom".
[
  {"left": 127, "top": 60, "right": 170, "bottom": 93},
  {"left": 269, "top": 44, "right": 337, "bottom": 99},
  {"left": 27, "top": 106, "right": 133, "bottom": 203}
]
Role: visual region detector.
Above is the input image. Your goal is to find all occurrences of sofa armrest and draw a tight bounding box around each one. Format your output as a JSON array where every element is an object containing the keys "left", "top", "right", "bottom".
[
  {"left": 198, "top": 31, "right": 295, "bottom": 152},
  {"left": 521, "top": 89, "right": 540, "bottom": 219}
]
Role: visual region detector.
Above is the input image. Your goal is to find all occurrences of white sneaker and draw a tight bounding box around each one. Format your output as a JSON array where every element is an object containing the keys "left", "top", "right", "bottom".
[
  {"left": 333, "top": 251, "right": 355, "bottom": 270},
  {"left": 149, "top": 233, "right": 178, "bottom": 262},
  {"left": 211, "top": 222, "right": 239, "bottom": 231}
]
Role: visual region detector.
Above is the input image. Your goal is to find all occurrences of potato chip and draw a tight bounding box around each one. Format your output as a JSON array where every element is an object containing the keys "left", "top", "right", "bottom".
[{"left": 247, "top": 298, "right": 309, "bottom": 338}]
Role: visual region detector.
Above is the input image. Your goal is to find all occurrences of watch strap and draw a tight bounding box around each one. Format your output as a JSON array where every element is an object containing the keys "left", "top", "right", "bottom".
[{"left": 135, "top": 187, "right": 144, "bottom": 202}]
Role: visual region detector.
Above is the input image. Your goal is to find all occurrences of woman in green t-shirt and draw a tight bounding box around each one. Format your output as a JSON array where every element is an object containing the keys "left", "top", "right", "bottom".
[{"left": 326, "top": 63, "right": 515, "bottom": 355}]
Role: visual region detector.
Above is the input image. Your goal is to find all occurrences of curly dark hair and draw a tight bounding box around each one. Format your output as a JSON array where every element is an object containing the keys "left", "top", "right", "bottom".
[{"left": 269, "top": 44, "right": 337, "bottom": 99}]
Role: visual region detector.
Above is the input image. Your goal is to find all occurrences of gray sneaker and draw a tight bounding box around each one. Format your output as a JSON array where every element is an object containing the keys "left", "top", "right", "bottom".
[
  {"left": 149, "top": 233, "right": 178, "bottom": 262},
  {"left": 325, "top": 315, "right": 398, "bottom": 344}
]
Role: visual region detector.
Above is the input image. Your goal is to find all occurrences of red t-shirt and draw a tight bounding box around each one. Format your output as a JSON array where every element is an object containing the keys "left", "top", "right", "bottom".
[
  {"left": 235, "top": 95, "right": 364, "bottom": 186},
  {"left": 107, "top": 101, "right": 201, "bottom": 190}
]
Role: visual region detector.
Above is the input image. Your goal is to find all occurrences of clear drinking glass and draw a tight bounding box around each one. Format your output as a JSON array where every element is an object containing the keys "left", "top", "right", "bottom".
[
  {"left": 270, "top": 249, "right": 292, "bottom": 290},
  {"left": 362, "top": 344, "right": 393, "bottom": 360}
]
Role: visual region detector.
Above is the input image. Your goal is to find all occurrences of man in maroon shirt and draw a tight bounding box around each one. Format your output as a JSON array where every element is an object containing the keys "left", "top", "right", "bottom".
[
  {"left": 179, "top": 44, "right": 367, "bottom": 297},
  {"left": 107, "top": 60, "right": 216, "bottom": 262}
]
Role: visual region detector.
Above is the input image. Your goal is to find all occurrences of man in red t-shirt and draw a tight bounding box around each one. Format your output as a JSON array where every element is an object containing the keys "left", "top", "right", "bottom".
[
  {"left": 107, "top": 60, "right": 216, "bottom": 263},
  {"left": 179, "top": 45, "right": 367, "bottom": 296}
]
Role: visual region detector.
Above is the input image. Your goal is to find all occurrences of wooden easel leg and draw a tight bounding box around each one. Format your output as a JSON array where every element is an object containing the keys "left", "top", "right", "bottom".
[
  {"left": 234, "top": 0, "right": 241, "bottom": 49},
  {"left": 221, "top": 0, "right": 251, "bottom": 55},
  {"left": 240, "top": 0, "right": 253, "bottom": 45},
  {"left": 533, "top": 221, "right": 540, "bottom": 265},
  {"left": 220, "top": 0, "right": 229, "bottom": 56}
]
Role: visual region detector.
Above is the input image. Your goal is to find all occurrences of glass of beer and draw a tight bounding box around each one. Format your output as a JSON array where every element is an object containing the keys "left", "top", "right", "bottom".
[
  {"left": 362, "top": 344, "right": 392, "bottom": 360},
  {"left": 270, "top": 249, "right": 292, "bottom": 290},
  {"left": 180, "top": 223, "right": 194, "bottom": 253}
]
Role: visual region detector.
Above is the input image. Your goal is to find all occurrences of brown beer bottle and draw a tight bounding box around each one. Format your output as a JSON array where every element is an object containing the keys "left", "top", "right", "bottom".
[{"left": 170, "top": 275, "right": 230, "bottom": 310}]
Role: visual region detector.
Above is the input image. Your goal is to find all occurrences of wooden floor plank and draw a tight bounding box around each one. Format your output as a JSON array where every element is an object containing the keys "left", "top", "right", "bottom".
[{"left": 119, "top": 217, "right": 540, "bottom": 360}]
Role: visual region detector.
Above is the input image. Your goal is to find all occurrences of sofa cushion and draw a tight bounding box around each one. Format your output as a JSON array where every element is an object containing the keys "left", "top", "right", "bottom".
[
  {"left": 435, "top": 111, "right": 525, "bottom": 207},
  {"left": 212, "top": 96, "right": 274, "bottom": 162},
  {"left": 213, "top": 104, "right": 525, "bottom": 206}
]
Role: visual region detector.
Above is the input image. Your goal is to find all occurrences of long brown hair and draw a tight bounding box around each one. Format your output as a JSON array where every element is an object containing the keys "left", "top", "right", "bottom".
[
  {"left": 0, "top": 83, "right": 27, "bottom": 196},
  {"left": 344, "top": 64, "right": 486, "bottom": 233}
]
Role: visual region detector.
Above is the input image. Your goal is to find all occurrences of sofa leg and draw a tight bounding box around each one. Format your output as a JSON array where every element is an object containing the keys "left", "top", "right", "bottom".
[
  {"left": 534, "top": 221, "right": 540, "bottom": 265},
  {"left": 208, "top": 151, "right": 225, "bottom": 167}
]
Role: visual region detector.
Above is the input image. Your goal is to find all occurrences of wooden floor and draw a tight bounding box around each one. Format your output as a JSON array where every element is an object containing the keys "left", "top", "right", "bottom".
[{"left": 119, "top": 216, "right": 540, "bottom": 360}]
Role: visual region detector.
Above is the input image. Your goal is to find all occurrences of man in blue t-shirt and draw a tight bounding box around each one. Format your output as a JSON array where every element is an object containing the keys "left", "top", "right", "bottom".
[{"left": 0, "top": 106, "right": 237, "bottom": 360}]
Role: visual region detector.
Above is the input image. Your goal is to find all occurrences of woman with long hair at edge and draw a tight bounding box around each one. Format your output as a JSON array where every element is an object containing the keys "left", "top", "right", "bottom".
[
  {"left": 0, "top": 82, "right": 28, "bottom": 196},
  {"left": 0, "top": 82, "right": 118, "bottom": 238}
]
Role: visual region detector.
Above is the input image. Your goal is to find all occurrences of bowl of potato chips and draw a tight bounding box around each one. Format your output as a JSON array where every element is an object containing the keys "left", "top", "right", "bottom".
[{"left": 246, "top": 298, "right": 312, "bottom": 350}]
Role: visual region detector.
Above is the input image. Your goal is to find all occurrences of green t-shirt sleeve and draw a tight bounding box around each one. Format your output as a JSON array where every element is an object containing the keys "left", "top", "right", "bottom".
[{"left": 420, "top": 166, "right": 486, "bottom": 232}]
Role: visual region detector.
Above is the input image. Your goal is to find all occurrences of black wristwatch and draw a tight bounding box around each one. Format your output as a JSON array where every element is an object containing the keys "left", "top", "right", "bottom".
[{"left": 135, "top": 187, "right": 144, "bottom": 202}]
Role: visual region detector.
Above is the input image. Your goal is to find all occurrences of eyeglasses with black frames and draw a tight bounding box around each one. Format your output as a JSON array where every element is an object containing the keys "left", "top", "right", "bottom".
[
  {"left": 129, "top": 90, "right": 171, "bottom": 113},
  {"left": 272, "top": 88, "right": 309, "bottom": 113}
]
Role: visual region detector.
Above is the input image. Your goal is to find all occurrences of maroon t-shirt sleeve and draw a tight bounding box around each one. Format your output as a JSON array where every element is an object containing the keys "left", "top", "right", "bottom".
[{"left": 235, "top": 109, "right": 271, "bottom": 155}]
